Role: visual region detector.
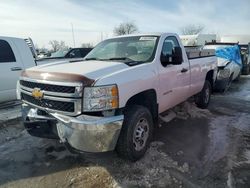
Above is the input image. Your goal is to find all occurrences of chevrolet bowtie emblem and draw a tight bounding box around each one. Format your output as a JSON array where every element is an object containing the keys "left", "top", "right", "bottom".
[{"left": 32, "top": 88, "right": 44, "bottom": 100}]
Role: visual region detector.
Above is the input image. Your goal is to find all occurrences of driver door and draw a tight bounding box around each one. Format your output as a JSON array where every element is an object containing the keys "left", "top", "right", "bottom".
[{"left": 158, "top": 36, "right": 190, "bottom": 113}]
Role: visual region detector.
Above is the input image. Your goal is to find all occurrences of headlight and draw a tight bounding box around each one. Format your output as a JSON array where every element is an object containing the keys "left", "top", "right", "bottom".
[
  {"left": 83, "top": 85, "right": 119, "bottom": 112},
  {"left": 217, "top": 69, "right": 230, "bottom": 79}
]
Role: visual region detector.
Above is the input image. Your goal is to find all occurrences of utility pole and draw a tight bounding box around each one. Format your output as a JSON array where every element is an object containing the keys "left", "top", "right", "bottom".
[{"left": 71, "top": 23, "right": 76, "bottom": 47}]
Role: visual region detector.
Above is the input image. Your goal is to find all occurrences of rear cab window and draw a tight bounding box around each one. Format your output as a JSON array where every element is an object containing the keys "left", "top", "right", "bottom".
[{"left": 0, "top": 39, "right": 16, "bottom": 63}]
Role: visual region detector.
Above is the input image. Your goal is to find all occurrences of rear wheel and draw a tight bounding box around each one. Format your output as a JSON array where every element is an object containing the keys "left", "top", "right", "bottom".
[
  {"left": 116, "top": 105, "right": 153, "bottom": 161},
  {"left": 223, "top": 74, "right": 233, "bottom": 92},
  {"left": 235, "top": 72, "right": 241, "bottom": 81},
  {"left": 246, "top": 65, "right": 250, "bottom": 75},
  {"left": 195, "top": 80, "right": 211, "bottom": 109}
]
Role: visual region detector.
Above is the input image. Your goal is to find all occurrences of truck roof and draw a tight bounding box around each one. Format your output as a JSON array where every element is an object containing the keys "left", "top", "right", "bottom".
[
  {"left": 0, "top": 36, "right": 37, "bottom": 59},
  {"left": 0, "top": 36, "right": 26, "bottom": 42},
  {"left": 107, "top": 33, "right": 175, "bottom": 39}
]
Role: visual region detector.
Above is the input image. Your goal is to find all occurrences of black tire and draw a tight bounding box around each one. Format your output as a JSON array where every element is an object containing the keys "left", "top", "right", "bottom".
[
  {"left": 116, "top": 105, "right": 153, "bottom": 161},
  {"left": 222, "top": 74, "right": 233, "bottom": 93},
  {"left": 195, "top": 80, "right": 212, "bottom": 109},
  {"left": 235, "top": 72, "right": 241, "bottom": 81},
  {"left": 246, "top": 65, "right": 250, "bottom": 75},
  {"left": 242, "top": 66, "right": 249, "bottom": 75}
]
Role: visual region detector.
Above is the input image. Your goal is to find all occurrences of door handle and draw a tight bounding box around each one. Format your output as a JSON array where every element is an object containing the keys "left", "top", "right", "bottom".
[
  {"left": 11, "top": 67, "right": 23, "bottom": 71},
  {"left": 181, "top": 68, "right": 188, "bottom": 73}
]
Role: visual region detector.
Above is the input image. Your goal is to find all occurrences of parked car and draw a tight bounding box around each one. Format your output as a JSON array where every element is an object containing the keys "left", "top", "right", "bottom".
[
  {"left": 239, "top": 43, "right": 250, "bottom": 75},
  {"left": 0, "top": 36, "right": 50, "bottom": 103},
  {"left": 203, "top": 42, "right": 242, "bottom": 92},
  {"left": 37, "top": 48, "right": 93, "bottom": 64},
  {"left": 18, "top": 33, "right": 217, "bottom": 161}
]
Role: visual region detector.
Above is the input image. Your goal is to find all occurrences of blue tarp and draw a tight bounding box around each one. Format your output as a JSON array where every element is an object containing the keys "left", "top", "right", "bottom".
[{"left": 215, "top": 45, "right": 242, "bottom": 68}]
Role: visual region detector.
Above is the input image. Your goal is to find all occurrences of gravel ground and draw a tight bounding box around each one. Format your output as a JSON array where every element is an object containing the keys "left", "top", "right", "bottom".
[{"left": 0, "top": 76, "right": 250, "bottom": 188}]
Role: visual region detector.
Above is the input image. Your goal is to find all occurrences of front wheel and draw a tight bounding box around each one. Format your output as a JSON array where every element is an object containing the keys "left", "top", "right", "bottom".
[
  {"left": 195, "top": 80, "right": 212, "bottom": 109},
  {"left": 242, "top": 65, "right": 249, "bottom": 75},
  {"left": 116, "top": 105, "right": 153, "bottom": 161},
  {"left": 223, "top": 74, "right": 233, "bottom": 93},
  {"left": 234, "top": 72, "right": 241, "bottom": 81},
  {"left": 247, "top": 65, "right": 250, "bottom": 75}
]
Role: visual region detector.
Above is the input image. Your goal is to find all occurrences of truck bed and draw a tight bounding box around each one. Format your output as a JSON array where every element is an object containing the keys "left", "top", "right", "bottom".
[{"left": 185, "top": 47, "right": 215, "bottom": 59}]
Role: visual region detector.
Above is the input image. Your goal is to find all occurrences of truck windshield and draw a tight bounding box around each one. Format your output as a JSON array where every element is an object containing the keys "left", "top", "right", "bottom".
[{"left": 85, "top": 36, "right": 159, "bottom": 64}]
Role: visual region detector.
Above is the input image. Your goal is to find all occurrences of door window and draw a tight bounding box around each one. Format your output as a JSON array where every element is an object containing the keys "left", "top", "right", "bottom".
[
  {"left": 67, "top": 49, "right": 82, "bottom": 58},
  {"left": 161, "top": 36, "right": 181, "bottom": 67},
  {"left": 161, "top": 36, "right": 180, "bottom": 56},
  {"left": 80, "top": 48, "right": 92, "bottom": 57},
  {"left": 0, "top": 40, "right": 16, "bottom": 63}
]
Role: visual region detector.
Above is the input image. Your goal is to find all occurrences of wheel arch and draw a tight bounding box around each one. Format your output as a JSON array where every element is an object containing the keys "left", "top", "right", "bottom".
[
  {"left": 206, "top": 70, "right": 215, "bottom": 90},
  {"left": 125, "top": 89, "right": 158, "bottom": 123}
]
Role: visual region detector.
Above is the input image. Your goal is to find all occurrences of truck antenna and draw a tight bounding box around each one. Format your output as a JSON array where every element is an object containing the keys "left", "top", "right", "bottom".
[{"left": 71, "top": 23, "right": 76, "bottom": 47}]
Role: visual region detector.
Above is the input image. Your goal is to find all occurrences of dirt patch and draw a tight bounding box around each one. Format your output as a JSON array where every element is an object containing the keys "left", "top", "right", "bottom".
[{"left": 0, "top": 118, "right": 23, "bottom": 144}]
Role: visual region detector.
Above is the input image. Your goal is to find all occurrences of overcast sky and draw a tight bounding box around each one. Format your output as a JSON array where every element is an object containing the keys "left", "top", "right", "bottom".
[{"left": 0, "top": 0, "right": 249, "bottom": 49}]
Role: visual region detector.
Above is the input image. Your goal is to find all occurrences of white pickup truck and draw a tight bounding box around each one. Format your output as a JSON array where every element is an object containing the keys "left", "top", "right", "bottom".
[
  {"left": 0, "top": 36, "right": 48, "bottom": 103},
  {"left": 18, "top": 33, "right": 217, "bottom": 161}
]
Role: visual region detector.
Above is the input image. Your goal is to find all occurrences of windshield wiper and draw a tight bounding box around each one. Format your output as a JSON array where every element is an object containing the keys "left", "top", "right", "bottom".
[
  {"left": 86, "top": 57, "right": 132, "bottom": 61},
  {"left": 107, "top": 57, "right": 128, "bottom": 60},
  {"left": 103, "top": 57, "right": 144, "bottom": 66},
  {"left": 124, "top": 61, "right": 144, "bottom": 66},
  {"left": 85, "top": 57, "right": 104, "bottom": 61},
  {"left": 85, "top": 57, "right": 144, "bottom": 66}
]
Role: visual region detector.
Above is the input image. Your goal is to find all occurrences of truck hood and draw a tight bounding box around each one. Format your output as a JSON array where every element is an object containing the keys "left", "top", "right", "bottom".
[{"left": 28, "top": 60, "right": 129, "bottom": 80}]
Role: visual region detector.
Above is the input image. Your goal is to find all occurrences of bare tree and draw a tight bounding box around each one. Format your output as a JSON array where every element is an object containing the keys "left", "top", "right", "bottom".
[
  {"left": 81, "top": 43, "right": 93, "bottom": 48},
  {"left": 113, "top": 21, "right": 138, "bottom": 36},
  {"left": 180, "top": 24, "right": 205, "bottom": 35},
  {"left": 49, "top": 40, "right": 67, "bottom": 52}
]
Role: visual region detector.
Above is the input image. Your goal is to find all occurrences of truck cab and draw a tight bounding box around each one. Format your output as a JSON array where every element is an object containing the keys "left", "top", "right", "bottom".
[{"left": 0, "top": 37, "right": 37, "bottom": 103}]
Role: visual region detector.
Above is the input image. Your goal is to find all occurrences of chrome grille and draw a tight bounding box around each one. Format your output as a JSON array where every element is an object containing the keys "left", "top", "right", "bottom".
[
  {"left": 21, "top": 93, "right": 75, "bottom": 112},
  {"left": 20, "top": 80, "right": 75, "bottom": 94},
  {"left": 19, "top": 77, "right": 83, "bottom": 116}
]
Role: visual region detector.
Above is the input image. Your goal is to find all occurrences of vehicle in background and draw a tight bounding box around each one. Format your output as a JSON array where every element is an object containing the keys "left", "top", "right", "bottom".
[
  {"left": 220, "top": 35, "right": 250, "bottom": 75},
  {"left": 37, "top": 49, "right": 51, "bottom": 59},
  {"left": 204, "top": 42, "right": 242, "bottom": 92},
  {"left": 0, "top": 36, "right": 49, "bottom": 103},
  {"left": 220, "top": 35, "right": 250, "bottom": 44},
  {"left": 37, "top": 48, "right": 93, "bottom": 64},
  {"left": 18, "top": 33, "right": 217, "bottom": 161},
  {"left": 239, "top": 43, "right": 250, "bottom": 75},
  {"left": 180, "top": 34, "right": 217, "bottom": 46}
]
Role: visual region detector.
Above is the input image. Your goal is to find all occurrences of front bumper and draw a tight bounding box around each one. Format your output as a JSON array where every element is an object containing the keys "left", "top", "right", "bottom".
[{"left": 22, "top": 104, "right": 124, "bottom": 152}]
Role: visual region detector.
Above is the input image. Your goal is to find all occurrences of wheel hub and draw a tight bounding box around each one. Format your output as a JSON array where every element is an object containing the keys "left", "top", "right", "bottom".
[
  {"left": 205, "top": 87, "right": 210, "bottom": 103},
  {"left": 133, "top": 118, "right": 149, "bottom": 151}
]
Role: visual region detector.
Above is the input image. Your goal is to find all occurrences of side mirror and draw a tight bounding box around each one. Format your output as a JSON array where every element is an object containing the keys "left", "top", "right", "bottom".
[
  {"left": 160, "top": 46, "right": 183, "bottom": 66},
  {"left": 172, "top": 47, "right": 183, "bottom": 65},
  {"left": 160, "top": 53, "right": 171, "bottom": 67}
]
